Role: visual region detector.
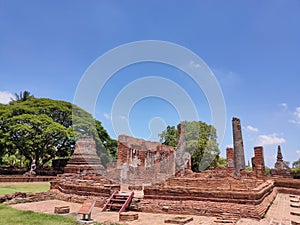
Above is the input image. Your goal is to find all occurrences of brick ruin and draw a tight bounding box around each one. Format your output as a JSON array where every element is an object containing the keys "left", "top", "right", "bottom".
[
  {"left": 138, "top": 118, "right": 296, "bottom": 219},
  {"left": 142, "top": 142, "right": 271, "bottom": 219},
  {"left": 64, "top": 136, "right": 105, "bottom": 174},
  {"left": 232, "top": 117, "right": 246, "bottom": 175},
  {"left": 116, "top": 135, "right": 175, "bottom": 186},
  {"left": 50, "top": 136, "right": 120, "bottom": 207},
  {"left": 49, "top": 118, "right": 300, "bottom": 220},
  {"left": 270, "top": 145, "right": 292, "bottom": 178},
  {"left": 175, "top": 123, "right": 191, "bottom": 173}
]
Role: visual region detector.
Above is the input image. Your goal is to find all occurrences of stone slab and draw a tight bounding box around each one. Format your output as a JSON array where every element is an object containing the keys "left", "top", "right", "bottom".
[
  {"left": 119, "top": 212, "right": 139, "bottom": 221},
  {"left": 164, "top": 217, "right": 193, "bottom": 224},
  {"left": 54, "top": 206, "right": 70, "bottom": 214}
]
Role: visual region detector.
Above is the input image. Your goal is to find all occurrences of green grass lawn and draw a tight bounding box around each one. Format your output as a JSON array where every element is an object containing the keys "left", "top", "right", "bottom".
[
  {"left": 0, "top": 204, "right": 122, "bottom": 225},
  {"left": 0, "top": 204, "right": 76, "bottom": 225},
  {"left": 0, "top": 183, "right": 50, "bottom": 195}
]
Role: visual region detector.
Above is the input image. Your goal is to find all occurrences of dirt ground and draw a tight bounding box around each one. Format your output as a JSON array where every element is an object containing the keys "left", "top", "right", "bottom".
[
  {"left": 10, "top": 194, "right": 300, "bottom": 225},
  {"left": 1, "top": 181, "right": 297, "bottom": 225}
]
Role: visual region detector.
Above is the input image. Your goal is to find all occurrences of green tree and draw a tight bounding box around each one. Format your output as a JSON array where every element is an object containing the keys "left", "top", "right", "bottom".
[
  {"left": 159, "top": 121, "right": 220, "bottom": 172},
  {"left": 292, "top": 159, "right": 300, "bottom": 168},
  {"left": 0, "top": 97, "right": 117, "bottom": 168},
  {"left": 159, "top": 125, "right": 178, "bottom": 148},
  {"left": 11, "top": 90, "right": 34, "bottom": 103}
]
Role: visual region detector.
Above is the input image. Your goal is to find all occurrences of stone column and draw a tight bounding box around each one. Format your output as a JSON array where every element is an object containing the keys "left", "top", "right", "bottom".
[
  {"left": 232, "top": 117, "right": 245, "bottom": 175},
  {"left": 176, "top": 123, "right": 187, "bottom": 172}
]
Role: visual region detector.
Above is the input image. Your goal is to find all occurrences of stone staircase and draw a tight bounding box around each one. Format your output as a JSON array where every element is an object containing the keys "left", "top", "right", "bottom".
[{"left": 102, "top": 191, "right": 134, "bottom": 213}]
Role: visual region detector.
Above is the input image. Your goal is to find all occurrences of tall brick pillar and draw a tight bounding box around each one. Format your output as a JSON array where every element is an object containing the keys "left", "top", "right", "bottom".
[
  {"left": 253, "top": 146, "right": 265, "bottom": 178},
  {"left": 176, "top": 123, "right": 190, "bottom": 172},
  {"left": 232, "top": 117, "right": 245, "bottom": 176},
  {"left": 226, "top": 147, "right": 234, "bottom": 172}
]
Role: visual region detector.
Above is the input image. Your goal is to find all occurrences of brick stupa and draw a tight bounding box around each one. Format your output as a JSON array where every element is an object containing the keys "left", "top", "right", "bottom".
[
  {"left": 270, "top": 145, "right": 292, "bottom": 178},
  {"left": 64, "top": 136, "right": 104, "bottom": 174},
  {"left": 51, "top": 136, "right": 120, "bottom": 206}
]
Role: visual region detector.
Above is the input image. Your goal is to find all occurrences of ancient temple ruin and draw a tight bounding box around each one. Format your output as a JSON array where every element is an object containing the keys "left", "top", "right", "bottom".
[
  {"left": 64, "top": 136, "right": 104, "bottom": 174},
  {"left": 270, "top": 145, "right": 292, "bottom": 178},
  {"left": 232, "top": 117, "right": 246, "bottom": 175},
  {"left": 49, "top": 118, "right": 300, "bottom": 222},
  {"left": 117, "top": 135, "right": 175, "bottom": 186},
  {"left": 175, "top": 123, "right": 191, "bottom": 173},
  {"left": 51, "top": 136, "right": 120, "bottom": 206}
]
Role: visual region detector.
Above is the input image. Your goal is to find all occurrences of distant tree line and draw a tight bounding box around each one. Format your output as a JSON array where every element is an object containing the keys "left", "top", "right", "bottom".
[
  {"left": 159, "top": 121, "right": 226, "bottom": 172},
  {"left": 0, "top": 91, "right": 117, "bottom": 169}
]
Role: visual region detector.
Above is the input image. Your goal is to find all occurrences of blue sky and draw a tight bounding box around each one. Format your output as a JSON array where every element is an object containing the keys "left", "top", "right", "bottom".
[{"left": 1, "top": 1, "right": 300, "bottom": 167}]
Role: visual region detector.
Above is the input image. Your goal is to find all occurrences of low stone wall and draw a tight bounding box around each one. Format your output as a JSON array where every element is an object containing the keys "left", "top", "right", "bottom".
[
  {"left": 50, "top": 173, "right": 120, "bottom": 207},
  {"left": 144, "top": 179, "right": 272, "bottom": 204},
  {"left": 51, "top": 189, "right": 107, "bottom": 207},
  {"left": 0, "top": 175, "right": 55, "bottom": 182},
  {"left": 0, "top": 167, "right": 63, "bottom": 176},
  {"left": 0, "top": 191, "right": 56, "bottom": 204},
  {"left": 140, "top": 187, "right": 278, "bottom": 219},
  {"left": 165, "top": 177, "right": 263, "bottom": 190},
  {"left": 140, "top": 178, "right": 300, "bottom": 219}
]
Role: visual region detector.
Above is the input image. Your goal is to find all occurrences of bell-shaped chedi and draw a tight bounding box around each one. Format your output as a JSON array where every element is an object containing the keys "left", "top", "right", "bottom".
[
  {"left": 270, "top": 145, "right": 292, "bottom": 178},
  {"left": 64, "top": 136, "right": 104, "bottom": 174}
]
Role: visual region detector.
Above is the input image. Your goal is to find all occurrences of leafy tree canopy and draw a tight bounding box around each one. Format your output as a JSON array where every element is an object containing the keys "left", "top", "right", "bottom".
[
  {"left": 0, "top": 96, "right": 117, "bottom": 168},
  {"left": 293, "top": 158, "right": 300, "bottom": 168},
  {"left": 159, "top": 121, "right": 220, "bottom": 172}
]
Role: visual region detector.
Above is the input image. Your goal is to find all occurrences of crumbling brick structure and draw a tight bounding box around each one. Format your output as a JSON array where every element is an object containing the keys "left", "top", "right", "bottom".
[
  {"left": 49, "top": 118, "right": 300, "bottom": 221},
  {"left": 270, "top": 145, "right": 292, "bottom": 178},
  {"left": 226, "top": 147, "right": 234, "bottom": 172},
  {"left": 117, "top": 135, "right": 175, "bottom": 186},
  {"left": 176, "top": 123, "right": 191, "bottom": 173},
  {"left": 50, "top": 136, "right": 120, "bottom": 206},
  {"left": 232, "top": 117, "right": 246, "bottom": 176},
  {"left": 142, "top": 170, "right": 274, "bottom": 219},
  {"left": 252, "top": 146, "right": 265, "bottom": 179},
  {"left": 64, "top": 136, "right": 104, "bottom": 174}
]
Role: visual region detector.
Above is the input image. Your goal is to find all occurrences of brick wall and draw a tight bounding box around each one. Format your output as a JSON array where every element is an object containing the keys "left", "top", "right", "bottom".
[
  {"left": 226, "top": 147, "right": 234, "bottom": 172},
  {"left": 117, "top": 135, "right": 175, "bottom": 185}
]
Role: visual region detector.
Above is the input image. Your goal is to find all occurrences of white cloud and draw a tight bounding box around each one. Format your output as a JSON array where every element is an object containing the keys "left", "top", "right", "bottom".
[
  {"left": 289, "top": 107, "right": 300, "bottom": 124},
  {"left": 296, "top": 150, "right": 300, "bottom": 158},
  {"left": 257, "top": 133, "right": 286, "bottom": 146},
  {"left": 103, "top": 113, "right": 111, "bottom": 120},
  {"left": 279, "top": 102, "right": 288, "bottom": 110},
  {"left": 226, "top": 144, "right": 233, "bottom": 149},
  {"left": 0, "top": 91, "right": 14, "bottom": 104},
  {"left": 295, "top": 107, "right": 300, "bottom": 119},
  {"left": 246, "top": 125, "right": 259, "bottom": 132}
]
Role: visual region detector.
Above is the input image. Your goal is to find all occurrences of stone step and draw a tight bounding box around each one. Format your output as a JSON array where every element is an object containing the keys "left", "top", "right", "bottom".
[
  {"left": 107, "top": 203, "right": 123, "bottom": 208},
  {"left": 291, "top": 211, "right": 300, "bottom": 216},
  {"left": 110, "top": 199, "right": 126, "bottom": 203}
]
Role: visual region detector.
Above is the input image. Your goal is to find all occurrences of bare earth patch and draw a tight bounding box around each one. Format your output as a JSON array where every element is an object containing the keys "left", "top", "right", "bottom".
[{"left": 10, "top": 194, "right": 299, "bottom": 225}]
